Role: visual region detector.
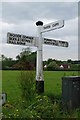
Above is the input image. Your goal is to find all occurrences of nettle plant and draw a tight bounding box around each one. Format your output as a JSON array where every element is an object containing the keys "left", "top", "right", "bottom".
[{"left": 18, "top": 71, "right": 36, "bottom": 102}]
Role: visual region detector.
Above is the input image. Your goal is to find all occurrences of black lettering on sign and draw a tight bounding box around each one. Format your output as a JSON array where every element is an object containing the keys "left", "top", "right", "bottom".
[
  {"left": 26, "top": 40, "right": 31, "bottom": 43},
  {"left": 17, "top": 41, "right": 20, "bottom": 44},
  {"left": 16, "top": 41, "right": 25, "bottom": 45},
  {"left": 9, "top": 41, "right": 12, "bottom": 43},
  {"left": 43, "top": 25, "right": 50, "bottom": 29},
  {"left": 9, "top": 37, "right": 12, "bottom": 40},
  {"left": 9, "top": 33, "right": 21, "bottom": 38},
  {"left": 9, "top": 33, "right": 14, "bottom": 37},
  {"left": 27, "top": 36, "right": 33, "bottom": 40},
  {"left": 23, "top": 42, "right": 25, "bottom": 45},
  {"left": 21, "top": 39, "right": 24, "bottom": 41},
  {"left": 53, "top": 40, "right": 58, "bottom": 46},
  {"left": 52, "top": 22, "right": 59, "bottom": 27},
  {"left": 44, "top": 39, "right": 52, "bottom": 45},
  {"left": 18, "top": 38, "right": 20, "bottom": 41},
  {"left": 58, "top": 41, "right": 68, "bottom": 47},
  {"left": 22, "top": 36, "right": 33, "bottom": 40}
]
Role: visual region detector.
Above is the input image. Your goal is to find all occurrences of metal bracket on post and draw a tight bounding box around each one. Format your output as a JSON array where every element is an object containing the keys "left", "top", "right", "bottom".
[{"left": 36, "top": 21, "right": 44, "bottom": 93}]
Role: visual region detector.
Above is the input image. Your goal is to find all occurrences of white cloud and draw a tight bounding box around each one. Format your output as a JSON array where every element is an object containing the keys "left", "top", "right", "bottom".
[{"left": 2, "top": 2, "right": 77, "bottom": 24}]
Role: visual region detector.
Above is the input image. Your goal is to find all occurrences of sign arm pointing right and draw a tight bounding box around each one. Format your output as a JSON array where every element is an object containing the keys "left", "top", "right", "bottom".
[{"left": 41, "top": 20, "right": 64, "bottom": 33}]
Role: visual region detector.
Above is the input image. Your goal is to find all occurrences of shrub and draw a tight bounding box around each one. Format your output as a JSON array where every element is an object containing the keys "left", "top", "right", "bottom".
[{"left": 18, "top": 71, "right": 36, "bottom": 103}]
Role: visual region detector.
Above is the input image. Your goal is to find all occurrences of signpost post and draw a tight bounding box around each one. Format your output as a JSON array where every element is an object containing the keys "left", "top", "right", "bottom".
[
  {"left": 36, "top": 21, "right": 44, "bottom": 93},
  {"left": 7, "top": 20, "right": 69, "bottom": 94}
]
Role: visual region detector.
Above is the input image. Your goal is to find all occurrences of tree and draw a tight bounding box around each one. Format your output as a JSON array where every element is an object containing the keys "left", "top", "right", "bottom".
[
  {"left": 1, "top": 54, "right": 16, "bottom": 70},
  {"left": 47, "top": 58, "right": 53, "bottom": 65},
  {"left": 47, "top": 61, "right": 59, "bottom": 71},
  {"left": 1, "top": 54, "right": 6, "bottom": 61},
  {"left": 67, "top": 59, "right": 72, "bottom": 63},
  {"left": 15, "top": 48, "right": 36, "bottom": 70},
  {"left": 16, "top": 55, "right": 20, "bottom": 61},
  {"left": 16, "top": 47, "right": 31, "bottom": 62}
]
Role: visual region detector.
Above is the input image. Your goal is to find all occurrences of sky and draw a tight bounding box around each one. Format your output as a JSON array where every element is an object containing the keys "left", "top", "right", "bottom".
[{"left": 0, "top": 1, "right": 79, "bottom": 61}]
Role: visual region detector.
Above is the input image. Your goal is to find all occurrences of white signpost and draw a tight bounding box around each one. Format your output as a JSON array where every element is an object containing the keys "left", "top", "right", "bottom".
[
  {"left": 7, "top": 33, "right": 68, "bottom": 48},
  {"left": 44, "top": 38, "right": 68, "bottom": 47},
  {"left": 7, "top": 32, "right": 38, "bottom": 47},
  {"left": 41, "top": 20, "right": 64, "bottom": 33},
  {"left": 7, "top": 20, "right": 69, "bottom": 93}
]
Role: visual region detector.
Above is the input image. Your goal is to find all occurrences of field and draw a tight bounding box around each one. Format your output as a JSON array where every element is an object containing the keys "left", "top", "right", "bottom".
[
  {"left": 2, "top": 70, "right": 78, "bottom": 101},
  {"left": 2, "top": 70, "right": 80, "bottom": 118}
]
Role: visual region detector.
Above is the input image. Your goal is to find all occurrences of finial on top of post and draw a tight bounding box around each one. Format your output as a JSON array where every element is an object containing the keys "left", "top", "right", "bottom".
[{"left": 36, "top": 21, "right": 43, "bottom": 26}]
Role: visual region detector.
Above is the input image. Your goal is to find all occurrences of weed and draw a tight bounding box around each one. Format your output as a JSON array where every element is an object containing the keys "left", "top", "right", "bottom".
[{"left": 18, "top": 71, "right": 36, "bottom": 103}]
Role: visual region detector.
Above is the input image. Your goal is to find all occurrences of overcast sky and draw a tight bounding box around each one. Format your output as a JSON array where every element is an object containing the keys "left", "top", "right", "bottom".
[{"left": 0, "top": 1, "right": 79, "bottom": 60}]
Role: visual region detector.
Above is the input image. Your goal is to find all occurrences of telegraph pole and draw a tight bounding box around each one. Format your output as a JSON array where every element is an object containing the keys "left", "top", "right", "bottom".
[{"left": 36, "top": 21, "right": 44, "bottom": 93}]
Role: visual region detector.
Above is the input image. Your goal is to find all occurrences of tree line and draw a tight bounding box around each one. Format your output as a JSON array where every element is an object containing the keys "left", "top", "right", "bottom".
[{"left": 0, "top": 48, "right": 80, "bottom": 71}]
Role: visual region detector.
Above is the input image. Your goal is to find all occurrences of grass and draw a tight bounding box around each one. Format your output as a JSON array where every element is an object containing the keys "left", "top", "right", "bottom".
[
  {"left": 44, "top": 71, "right": 78, "bottom": 96},
  {"left": 1, "top": 70, "right": 80, "bottom": 118},
  {"left": 2, "top": 70, "right": 79, "bottom": 103},
  {"left": 2, "top": 71, "right": 21, "bottom": 105}
]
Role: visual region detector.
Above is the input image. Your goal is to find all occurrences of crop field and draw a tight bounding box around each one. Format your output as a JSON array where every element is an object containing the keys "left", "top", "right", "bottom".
[{"left": 1, "top": 70, "right": 80, "bottom": 118}]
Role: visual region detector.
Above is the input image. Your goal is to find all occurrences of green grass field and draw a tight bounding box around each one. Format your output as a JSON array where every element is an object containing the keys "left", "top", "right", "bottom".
[
  {"left": 2, "top": 70, "right": 78, "bottom": 103},
  {"left": 2, "top": 70, "right": 80, "bottom": 118}
]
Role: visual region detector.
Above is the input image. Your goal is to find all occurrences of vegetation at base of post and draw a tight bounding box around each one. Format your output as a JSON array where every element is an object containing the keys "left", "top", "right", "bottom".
[
  {"left": 18, "top": 71, "right": 36, "bottom": 103},
  {"left": 2, "top": 70, "right": 80, "bottom": 119}
]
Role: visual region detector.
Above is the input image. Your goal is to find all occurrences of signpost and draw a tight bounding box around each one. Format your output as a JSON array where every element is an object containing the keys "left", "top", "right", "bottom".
[
  {"left": 41, "top": 20, "right": 64, "bottom": 33},
  {"left": 7, "top": 20, "right": 69, "bottom": 93},
  {"left": 44, "top": 38, "right": 68, "bottom": 47},
  {"left": 7, "top": 32, "right": 38, "bottom": 47},
  {"left": 7, "top": 32, "right": 68, "bottom": 48}
]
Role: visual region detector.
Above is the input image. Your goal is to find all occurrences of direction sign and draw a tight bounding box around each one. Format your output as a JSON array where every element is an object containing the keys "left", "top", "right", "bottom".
[
  {"left": 44, "top": 38, "right": 68, "bottom": 47},
  {"left": 7, "top": 20, "right": 69, "bottom": 94},
  {"left": 7, "top": 32, "right": 68, "bottom": 48},
  {"left": 41, "top": 20, "right": 64, "bottom": 33},
  {"left": 7, "top": 32, "right": 38, "bottom": 47}
]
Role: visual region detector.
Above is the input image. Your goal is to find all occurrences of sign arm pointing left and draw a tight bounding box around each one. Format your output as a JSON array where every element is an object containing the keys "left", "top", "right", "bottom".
[{"left": 7, "top": 32, "right": 38, "bottom": 47}]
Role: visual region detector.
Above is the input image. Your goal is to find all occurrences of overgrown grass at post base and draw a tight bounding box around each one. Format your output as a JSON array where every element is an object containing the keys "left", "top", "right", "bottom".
[{"left": 2, "top": 70, "right": 80, "bottom": 119}]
